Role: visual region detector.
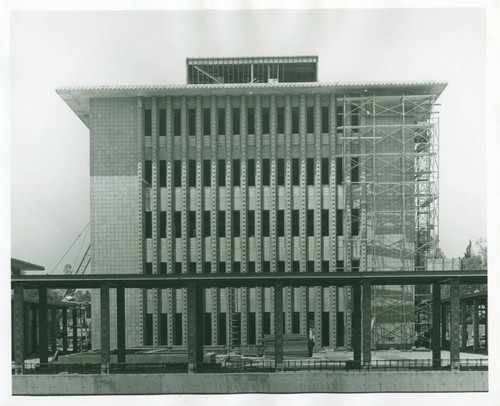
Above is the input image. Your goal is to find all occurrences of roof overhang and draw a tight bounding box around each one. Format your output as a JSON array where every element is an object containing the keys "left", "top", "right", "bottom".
[
  {"left": 57, "top": 81, "right": 447, "bottom": 128},
  {"left": 11, "top": 258, "right": 45, "bottom": 275}
]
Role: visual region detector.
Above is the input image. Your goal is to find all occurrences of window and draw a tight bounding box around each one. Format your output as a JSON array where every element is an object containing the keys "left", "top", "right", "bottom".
[
  {"left": 292, "top": 210, "right": 300, "bottom": 236},
  {"left": 160, "top": 263, "right": 167, "bottom": 274},
  {"left": 218, "top": 108, "right": 225, "bottom": 135},
  {"left": 262, "top": 211, "right": 270, "bottom": 237},
  {"left": 262, "top": 159, "right": 270, "bottom": 186},
  {"left": 321, "top": 106, "right": 329, "bottom": 133},
  {"left": 307, "top": 158, "right": 314, "bottom": 185},
  {"left": 351, "top": 157, "right": 360, "bottom": 183},
  {"left": 160, "top": 211, "right": 166, "bottom": 238},
  {"left": 219, "top": 262, "right": 226, "bottom": 274},
  {"left": 189, "top": 160, "right": 196, "bottom": 187},
  {"left": 173, "top": 108, "right": 181, "bottom": 136},
  {"left": 292, "top": 158, "right": 300, "bottom": 185},
  {"left": 307, "top": 261, "right": 315, "bottom": 273},
  {"left": 263, "top": 261, "right": 270, "bottom": 273},
  {"left": 248, "top": 262, "right": 255, "bottom": 273},
  {"left": 307, "top": 210, "right": 314, "bottom": 236},
  {"left": 204, "top": 160, "right": 211, "bottom": 187},
  {"left": 145, "top": 211, "right": 152, "bottom": 238},
  {"left": 306, "top": 107, "right": 314, "bottom": 133},
  {"left": 145, "top": 160, "right": 152, "bottom": 185},
  {"left": 174, "top": 263, "right": 182, "bottom": 274},
  {"left": 189, "top": 212, "right": 196, "bottom": 237},
  {"left": 278, "top": 261, "right": 285, "bottom": 273},
  {"left": 352, "top": 259, "right": 360, "bottom": 273},
  {"left": 277, "top": 159, "right": 285, "bottom": 186},
  {"left": 247, "top": 211, "right": 255, "bottom": 237},
  {"left": 160, "top": 160, "right": 166, "bottom": 187},
  {"left": 247, "top": 108, "right": 255, "bottom": 134},
  {"left": 218, "top": 212, "right": 225, "bottom": 237},
  {"left": 203, "top": 211, "right": 211, "bottom": 237},
  {"left": 336, "top": 209, "right": 343, "bottom": 236},
  {"left": 203, "top": 108, "right": 211, "bottom": 135},
  {"left": 145, "top": 109, "right": 152, "bottom": 136},
  {"left": 262, "top": 107, "right": 270, "bottom": 134},
  {"left": 321, "top": 209, "right": 329, "bottom": 237},
  {"left": 233, "top": 211, "right": 240, "bottom": 237},
  {"left": 351, "top": 208, "right": 360, "bottom": 236},
  {"left": 351, "top": 105, "right": 359, "bottom": 128},
  {"left": 174, "top": 211, "right": 182, "bottom": 238},
  {"left": 233, "top": 108, "right": 240, "bottom": 135},
  {"left": 292, "top": 107, "right": 299, "bottom": 133},
  {"left": 203, "top": 262, "right": 211, "bottom": 274},
  {"left": 278, "top": 210, "right": 284, "bottom": 237},
  {"left": 321, "top": 158, "right": 329, "bottom": 185},
  {"left": 322, "top": 261, "right": 329, "bottom": 273},
  {"left": 188, "top": 108, "right": 196, "bottom": 136},
  {"left": 218, "top": 160, "right": 226, "bottom": 186},
  {"left": 174, "top": 160, "right": 181, "bottom": 187},
  {"left": 233, "top": 262, "right": 241, "bottom": 273},
  {"left": 248, "top": 159, "right": 255, "bottom": 186},
  {"left": 145, "top": 262, "right": 152, "bottom": 274},
  {"left": 336, "top": 105, "right": 344, "bottom": 128},
  {"left": 277, "top": 107, "right": 285, "bottom": 134},
  {"left": 233, "top": 159, "right": 240, "bottom": 186},
  {"left": 159, "top": 109, "right": 166, "bottom": 136},
  {"left": 293, "top": 261, "right": 300, "bottom": 273},
  {"left": 336, "top": 157, "right": 343, "bottom": 185}
]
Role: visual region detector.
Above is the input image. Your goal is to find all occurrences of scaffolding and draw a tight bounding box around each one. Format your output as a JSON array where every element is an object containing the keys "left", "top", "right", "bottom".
[{"left": 339, "top": 94, "right": 439, "bottom": 348}]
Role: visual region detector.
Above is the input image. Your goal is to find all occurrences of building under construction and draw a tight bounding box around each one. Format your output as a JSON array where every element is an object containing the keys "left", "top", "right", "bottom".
[{"left": 57, "top": 56, "right": 444, "bottom": 352}]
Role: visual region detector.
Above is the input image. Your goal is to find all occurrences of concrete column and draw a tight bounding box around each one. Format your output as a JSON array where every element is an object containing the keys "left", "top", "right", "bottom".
[
  {"left": 50, "top": 307, "right": 57, "bottom": 353},
  {"left": 431, "top": 283, "right": 441, "bottom": 368},
  {"left": 274, "top": 282, "right": 284, "bottom": 371},
  {"left": 62, "top": 308, "right": 68, "bottom": 353},
  {"left": 13, "top": 283, "right": 25, "bottom": 374},
  {"left": 72, "top": 308, "right": 78, "bottom": 352},
  {"left": 39, "top": 287, "right": 49, "bottom": 364},
  {"left": 352, "top": 284, "right": 361, "bottom": 366},
  {"left": 117, "top": 286, "right": 126, "bottom": 363},
  {"left": 187, "top": 282, "right": 204, "bottom": 373},
  {"left": 449, "top": 279, "right": 460, "bottom": 369},
  {"left": 362, "top": 280, "right": 372, "bottom": 365},
  {"left": 460, "top": 301, "right": 467, "bottom": 350},
  {"left": 100, "top": 284, "right": 111, "bottom": 374},
  {"left": 473, "top": 299, "right": 480, "bottom": 352}
]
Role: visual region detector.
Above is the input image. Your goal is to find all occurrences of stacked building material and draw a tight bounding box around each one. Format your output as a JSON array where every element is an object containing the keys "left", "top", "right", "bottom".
[{"left": 263, "top": 334, "right": 312, "bottom": 358}]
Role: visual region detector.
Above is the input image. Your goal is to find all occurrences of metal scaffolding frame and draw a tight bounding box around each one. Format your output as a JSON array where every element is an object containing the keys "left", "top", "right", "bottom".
[{"left": 339, "top": 94, "right": 439, "bottom": 348}]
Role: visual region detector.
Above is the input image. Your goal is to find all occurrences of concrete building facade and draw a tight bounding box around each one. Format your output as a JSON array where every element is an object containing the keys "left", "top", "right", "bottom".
[{"left": 58, "top": 56, "right": 445, "bottom": 351}]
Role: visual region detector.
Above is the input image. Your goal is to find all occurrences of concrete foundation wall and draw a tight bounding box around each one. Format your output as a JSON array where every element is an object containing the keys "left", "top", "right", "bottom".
[{"left": 13, "top": 371, "right": 487, "bottom": 395}]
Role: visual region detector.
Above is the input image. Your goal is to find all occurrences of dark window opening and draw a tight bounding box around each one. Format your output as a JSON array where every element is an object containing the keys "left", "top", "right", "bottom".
[
  {"left": 145, "top": 211, "right": 152, "bottom": 238},
  {"left": 218, "top": 313, "right": 226, "bottom": 345},
  {"left": 277, "top": 107, "right": 285, "bottom": 133},
  {"left": 307, "top": 261, "right": 315, "bottom": 273},
  {"left": 322, "top": 312, "right": 330, "bottom": 346},
  {"left": 189, "top": 262, "right": 197, "bottom": 274},
  {"left": 204, "top": 313, "right": 212, "bottom": 345},
  {"left": 262, "top": 211, "right": 270, "bottom": 237},
  {"left": 173, "top": 108, "right": 181, "bottom": 136},
  {"left": 307, "top": 158, "right": 314, "bottom": 185},
  {"left": 189, "top": 160, "right": 196, "bottom": 187},
  {"left": 336, "top": 260, "right": 344, "bottom": 273},
  {"left": 218, "top": 212, "right": 225, "bottom": 238},
  {"left": 145, "top": 262, "right": 152, "bottom": 275},
  {"left": 145, "top": 160, "right": 152, "bottom": 185},
  {"left": 160, "top": 211, "right": 166, "bottom": 238},
  {"left": 233, "top": 159, "right": 240, "bottom": 186},
  {"left": 145, "top": 314, "right": 153, "bottom": 345},
  {"left": 174, "top": 160, "right": 181, "bottom": 187},
  {"left": 292, "top": 107, "right": 299, "bottom": 133},
  {"left": 174, "top": 313, "right": 182, "bottom": 344},
  {"left": 203, "top": 108, "right": 211, "bottom": 135},
  {"left": 277, "top": 159, "right": 285, "bottom": 186},
  {"left": 233, "top": 211, "right": 240, "bottom": 237},
  {"left": 174, "top": 211, "right": 182, "bottom": 238},
  {"left": 159, "top": 109, "right": 166, "bottom": 136},
  {"left": 293, "top": 261, "right": 300, "bottom": 273},
  {"left": 174, "top": 263, "right": 182, "bottom": 274},
  {"left": 336, "top": 157, "right": 343, "bottom": 185},
  {"left": 262, "top": 107, "right": 270, "bottom": 134},
  {"left": 219, "top": 262, "right": 226, "bottom": 274},
  {"left": 352, "top": 259, "right": 360, "bottom": 273},
  {"left": 321, "top": 106, "right": 329, "bottom": 133},
  {"left": 292, "top": 312, "right": 300, "bottom": 334},
  {"left": 262, "top": 159, "right": 270, "bottom": 186},
  {"left": 322, "top": 261, "right": 329, "bottom": 273},
  {"left": 306, "top": 107, "right": 314, "bottom": 133},
  {"left": 248, "top": 159, "right": 255, "bottom": 186},
  {"left": 204, "top": 160, "right": 211, "bottom": 187},
  {"left": 248, "top": 312, "right": 256, "bottom": 344},
  {"left": 292, "top": 210, "right": 300, "bottom": 236},
  {"left": 263, "top": 312, "right": 271, "bottom": 335},
  {"left": 233, "top": 262, "right": 241, "bottom": 273},
  {"left": 188, "top": 108, "right": 196, "bottom": 136},
  {"left": 351, "top": 105, "right": 359, "bottom": 128},
  {"left": 204, "top": 262, "right": 211, "bottom": 274},
  {"left": 160, "top": 160, "right": 166, "bottom": 187},
  {"left": 189, "top": 211, "right": 196, "bottom": 238},
  {"left": 203, "top": 211, "right": 211, "bottom": 237},
  {"left": 351, "top": 208, "right": 360, "bottom": 236},
  {"left": 247, "top": 108, "right": 255, "bottom": 134},
  {"left": 321, "top": 209, "right": 329, "bottom": 237},
  {"left": 218, "top": 159, "right": 226, "bottom": 186},
  {"left": 336, "top": 210, "right": 343, "bottom": 236},
  {"left": 263, "top": 262, "right": 270, "bottom": 273},
  {"left": 248, "top": 211, "right": 255, "bottom": 237},
  {"left": 248, "top": 262, "right": 255, "bottom": 273},
  {"left": 218, "top": 108, "right": 225, "bottom": 135},
  {"left": 145, "top": 109, "right": 152, "bottom": 137},
  {"left": 278, "top": 210, "right": 285, "bottom": 237},
  {"left": 292, "top": 158, "right": 300, "bottom": 186},
  {"left": 278, "top": 261, "right": 285, "bottom": 273},
  {"left": 351, "top": 157, "right": 360, "bottom": 183},
  {"left": 307, "top": 210, "right": 314, "bottom": 236},
  {"left": 160, "top": 263, "right": 167, "bottom": 274},
  {"left": 336, "top": 106, "right": 344, "bottom": 128},
  {"left": 233, "top": 108, "right": 240, "bottom": 135},
  {"left": 321, "top": 158, "right": 329, "bottom": 185}
]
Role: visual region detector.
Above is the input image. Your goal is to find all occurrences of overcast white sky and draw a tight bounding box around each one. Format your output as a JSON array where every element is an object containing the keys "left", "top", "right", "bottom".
[{"left": 7, "top": 8, "right": 487, "bottom": 273}]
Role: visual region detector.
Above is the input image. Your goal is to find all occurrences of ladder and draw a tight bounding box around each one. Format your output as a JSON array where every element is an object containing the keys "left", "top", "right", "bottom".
[{"left": 227, "top": 287, "right": 239, "bottom": 355}]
